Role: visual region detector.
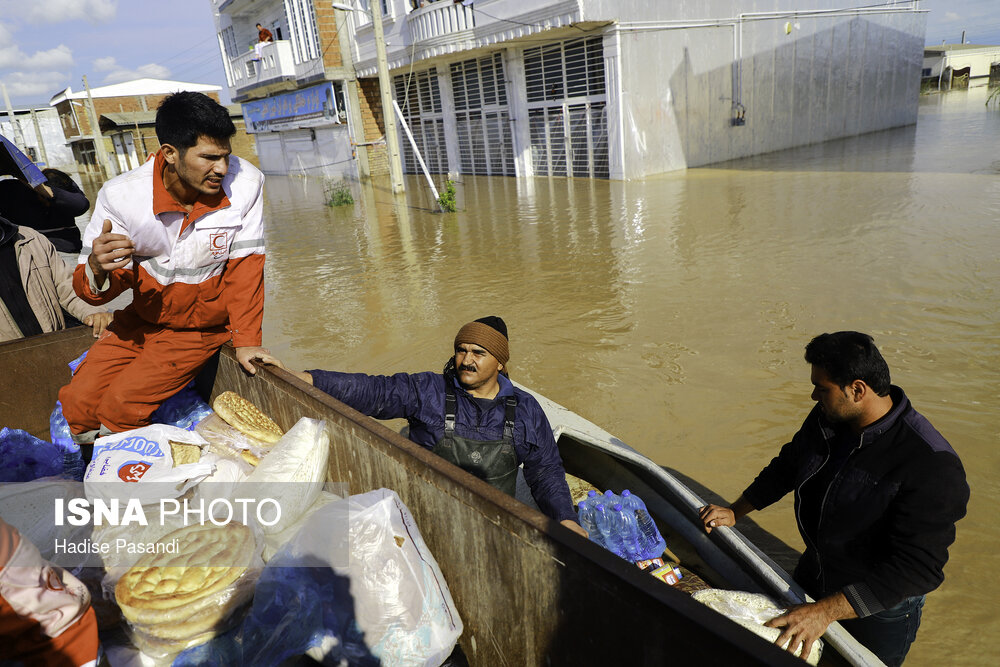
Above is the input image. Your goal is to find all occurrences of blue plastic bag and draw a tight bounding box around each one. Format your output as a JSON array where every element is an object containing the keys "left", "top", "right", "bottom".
[{"left": 0, "top": 427, "right": 83, "bottom": 482}]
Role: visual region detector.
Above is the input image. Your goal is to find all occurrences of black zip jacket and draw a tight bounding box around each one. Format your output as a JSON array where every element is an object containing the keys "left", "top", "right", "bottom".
[{"left": 742, "top": 386, "right": 969, "bottom": 617}]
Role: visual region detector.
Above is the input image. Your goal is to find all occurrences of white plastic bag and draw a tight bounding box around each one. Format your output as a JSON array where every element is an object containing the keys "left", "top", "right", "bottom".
[
  {"left": 240, "top": 417, "right": 328, "bottom": 535},
  {"left": 84, "top": 425, "right": 216, "bottom": 504},
  {"left": 285, "top": 489, "right": 463, "bottom": 666},
  {"left": 692, "top": 589, "right": 823, "bottom": 665}
]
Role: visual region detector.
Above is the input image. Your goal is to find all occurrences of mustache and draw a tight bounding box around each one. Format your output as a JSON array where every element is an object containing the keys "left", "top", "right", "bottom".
[{"left": 459, "top": 364, "right": 477, "bottom": 372}]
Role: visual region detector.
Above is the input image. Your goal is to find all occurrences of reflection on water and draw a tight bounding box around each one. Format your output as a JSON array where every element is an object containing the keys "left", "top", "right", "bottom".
[{"left": 257, "top": 86, "right": 1000, "bottom": 664}]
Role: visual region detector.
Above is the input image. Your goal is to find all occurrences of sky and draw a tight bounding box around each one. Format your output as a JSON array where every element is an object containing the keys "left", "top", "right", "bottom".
[{"left": 1, "top": 0, "right": 999, "bottom": 109}]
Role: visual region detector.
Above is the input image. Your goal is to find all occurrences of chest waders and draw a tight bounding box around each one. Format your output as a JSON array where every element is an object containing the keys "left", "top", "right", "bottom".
[{"left": 435, "top": 382, "right": 519, "bottom": 496}]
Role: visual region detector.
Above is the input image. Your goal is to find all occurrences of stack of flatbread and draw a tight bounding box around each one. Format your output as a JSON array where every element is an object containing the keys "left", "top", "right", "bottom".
[
  {"left": 199, "top": 391, "right": 284, "bottom": 466},
  {"left": 115, "top": 522, "right": 259, "bottom": 657}
]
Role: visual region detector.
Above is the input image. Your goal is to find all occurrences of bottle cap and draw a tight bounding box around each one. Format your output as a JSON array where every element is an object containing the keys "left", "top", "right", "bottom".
[
  {"left": 595, "top": 503, "right": 605, "bottom": 511},
  {"left": 622, "top": 489, "right": 632, "bottom": 497},
  {"left": 587, "top": 490, "right": 597, "bottom": 497},
  {"left": 604, "top": 490, "right": 614, "bottom": 496},
  {"left": 613, "top": 503, "right": 623, "bottom": 511},
  {"left": 577, "top": 501, "right": 587, "bottom": 509}
]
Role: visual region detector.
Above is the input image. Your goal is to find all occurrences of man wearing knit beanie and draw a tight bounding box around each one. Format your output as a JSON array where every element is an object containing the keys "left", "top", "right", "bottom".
[{"left": 251, "top": 316, "right": 588, "bottom": 537}]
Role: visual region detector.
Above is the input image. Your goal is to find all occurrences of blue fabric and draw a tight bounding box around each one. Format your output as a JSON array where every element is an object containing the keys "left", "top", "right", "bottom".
[
  {"left": 0, "top": 132, "right": 45, "bottom": 187},
  {"left": 0, "top": 427, "right": 83, "bottom": 482},
  {"left": 308, "top": 369, "right": 576, "bottom": 521},
  {"left": 840, "top": 595, "right": 925, "bottom": 667}
]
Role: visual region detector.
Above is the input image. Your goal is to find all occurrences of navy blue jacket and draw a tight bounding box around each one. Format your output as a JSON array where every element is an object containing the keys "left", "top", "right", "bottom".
[
  {"left": 743, "top": 386, "right": 969, "bottom": 617},
  {"left": 307, "top": 369, "right": 576, "bottom": 522}
]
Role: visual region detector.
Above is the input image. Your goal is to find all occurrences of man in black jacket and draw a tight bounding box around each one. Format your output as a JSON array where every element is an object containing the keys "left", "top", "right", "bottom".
[{"left": 699, "top": 331, "right": 968, "bottom": 666}]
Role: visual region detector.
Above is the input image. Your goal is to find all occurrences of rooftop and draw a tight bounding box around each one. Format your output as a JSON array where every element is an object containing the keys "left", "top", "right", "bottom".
[{"left": 49, "top": 78, "right": 222, "bottom": 106}]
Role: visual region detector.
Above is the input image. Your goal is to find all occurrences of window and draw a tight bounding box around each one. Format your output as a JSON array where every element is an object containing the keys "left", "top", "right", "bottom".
[
  {"left": 221, "top": 26, "right": 239, "bottom": 60},
  {"left": 394, "top": 70, "right": 448, "bottom": 174},
  {"left": 450, "top": 53, "right": 515, "bottom": 176},
  {"left": 524, "top": 36, "right": 608, "bottom": 178},
  {"left": 922, "top": 68, "right": 932, "bottom": 77}
]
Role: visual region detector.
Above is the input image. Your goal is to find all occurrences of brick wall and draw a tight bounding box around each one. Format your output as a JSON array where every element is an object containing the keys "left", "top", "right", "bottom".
[
  {"left": 358, "top": 77, "right": 388, "bottom": 176},
  {"left": 312, "top": 0, "right": 343, "bottom": 70},
  {"left": 59, "top": 92, "right": 222, "bottom": 140}
]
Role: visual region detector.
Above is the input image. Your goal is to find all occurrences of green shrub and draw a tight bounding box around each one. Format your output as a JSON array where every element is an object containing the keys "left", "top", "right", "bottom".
[
  {"left": 326, "top": 182, "right": 354, "bottom": 207},
  {"left": 437, "top": 180, "right": 457, "bottom": 212}
]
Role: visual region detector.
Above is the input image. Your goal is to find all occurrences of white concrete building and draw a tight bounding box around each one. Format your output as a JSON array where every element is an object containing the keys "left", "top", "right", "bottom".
[
  {"left": 1, "top": 106, "right": 74, "bottom": 170},
  {"left": 209, "top": 0, "right": 360, "bottom": 179},
  {"left": 341, "top": 0, "right": 928, "bottom": 179},
  {"left": 922, "top": 44, "right": 1000, "bottom": 80}
]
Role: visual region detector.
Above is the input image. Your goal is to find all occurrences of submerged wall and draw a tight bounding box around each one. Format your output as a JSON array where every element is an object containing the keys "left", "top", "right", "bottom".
[{"left": 593, "top": 1, "right": 926, "bottom": 176}]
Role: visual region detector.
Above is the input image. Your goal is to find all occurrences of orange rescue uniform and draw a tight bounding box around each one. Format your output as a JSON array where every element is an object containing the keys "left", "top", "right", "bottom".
[{"left": 59, "top": 150, "right": 265, "bottom": 436}]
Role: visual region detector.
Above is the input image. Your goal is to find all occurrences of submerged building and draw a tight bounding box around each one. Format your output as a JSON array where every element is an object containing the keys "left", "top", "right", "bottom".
[{"left": 210, "top": 0, "right": 927, "bottom": 180}]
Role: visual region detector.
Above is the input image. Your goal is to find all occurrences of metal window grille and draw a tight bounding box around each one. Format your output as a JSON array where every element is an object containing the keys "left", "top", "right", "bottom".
[
  {"left": 450, "top": 53, "right": 515, "bottom": 176},
  {"left": 221, "top": 26, "right": 239, "bottom": 60},
  {"left": 524, "top": 36, "right": 608, "bottom": 178},
  {"left": 394, "top": 70, "right": 448, "bottom": 174}
]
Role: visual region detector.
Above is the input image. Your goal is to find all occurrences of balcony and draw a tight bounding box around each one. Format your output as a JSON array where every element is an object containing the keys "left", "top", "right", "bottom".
[
  {"left": 348, "top": 0, "right": 587, "bottom": 77},
  {"left": 228, "top": 40, "right": 298, "bottom": 97}
]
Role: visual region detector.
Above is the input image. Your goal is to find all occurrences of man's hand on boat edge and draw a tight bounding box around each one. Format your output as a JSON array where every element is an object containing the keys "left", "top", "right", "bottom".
[
  {"left": 698, "top": 496, "right": 755, "bottom": 533},
  {"left": 245, "top": 350, "right": 315, "bottom": 384},
  {"left": 766, "top": 593, "right": 857, "bottom": 660}
]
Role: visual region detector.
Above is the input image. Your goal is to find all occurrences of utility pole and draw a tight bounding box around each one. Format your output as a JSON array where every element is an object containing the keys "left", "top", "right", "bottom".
[
  {"left": 369, "top": 1, "right": 405, "bottom": 194},
  {"left": 1, "top": 82, "right": 27, "bottom": 152},
  {"left": 29, "top": 107, "right": 50, "bottom": 167},
  {"left": 83, "top": 75, "right": 114, "bottom": 179}
]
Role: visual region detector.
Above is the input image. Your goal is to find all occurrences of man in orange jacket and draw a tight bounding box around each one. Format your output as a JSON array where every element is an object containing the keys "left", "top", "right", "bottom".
[{"left": 59, "top": 92, "right": 268, "bottom": 445}]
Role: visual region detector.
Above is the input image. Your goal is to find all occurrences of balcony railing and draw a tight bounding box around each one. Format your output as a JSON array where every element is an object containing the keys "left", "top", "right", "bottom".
[
  {"left": 409, "top": 1, "right": 476, "bottom": 44},
  {"left": 229, "top": 40, "right": 297, "bottom": 93}
]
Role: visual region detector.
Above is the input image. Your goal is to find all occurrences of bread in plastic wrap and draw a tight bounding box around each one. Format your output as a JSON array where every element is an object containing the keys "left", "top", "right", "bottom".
[{"left": 691, "top": 589, "right": 823, "bottom": 665}]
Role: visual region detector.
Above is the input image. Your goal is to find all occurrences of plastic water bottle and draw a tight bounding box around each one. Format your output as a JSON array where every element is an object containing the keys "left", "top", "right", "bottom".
[
  {"left": 583, "top": 489, "right": 600, "bottom": 510},
  {"left": 592, "top": 503, "right": 624, "bottom": 557},
  {"left": 612, "top": 503, "right": 642, "bottom": 561},
  {"left": 602, "top": 489, "right": 621, "bottom": 507},
  {"left": 621, "top": 490, "right": 666, "bottom": 559},
  {"left": 576, "top": 501, "right": 599, "bottom": 540}
]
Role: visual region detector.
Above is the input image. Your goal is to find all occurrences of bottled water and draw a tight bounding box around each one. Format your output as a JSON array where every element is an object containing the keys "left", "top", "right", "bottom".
[
  {"left": 602, "top": 489, "right": 621, "bottom": 507},
  {"left": 583, "top": 489, "right": 600, "bottom": 510},
  {"left": 592, "top": 503, "right": 625, "bottom": 558},
  {"left": 620, "top": 489, "right": 666, "bottom": 559},
  {"left": 612, "top": 504, "right": 643, "bottom": 561},
  {"left": 576, "top": 501, "right": 599, "bottom": 540}
]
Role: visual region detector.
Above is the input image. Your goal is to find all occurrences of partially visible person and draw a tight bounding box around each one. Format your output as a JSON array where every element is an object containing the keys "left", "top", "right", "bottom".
[
  {"left": 0, "top": 517, "right": 99, "bottom": 667},
  {"left": 699, "top": 332, "right": 969, "bottom": 666},
  {"left": 252, "top": 316, "right": 589, "bottom": 538},
  {"left": 0, "top": 169, "right": 90, "bottom": 258},
  {"left": 254, "top": 23, "right": 273, "bottom": 60},
  {"left": 58, "top": 91, "right": 267, "bottom": 445},
  {"left": 0, "top": 214, "right": 112, "bottom": 343}
]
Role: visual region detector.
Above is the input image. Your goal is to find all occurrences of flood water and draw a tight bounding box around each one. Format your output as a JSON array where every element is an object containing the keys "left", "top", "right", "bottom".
[{"left": 83, "top": 84, "right": 998, "bottom": 663}]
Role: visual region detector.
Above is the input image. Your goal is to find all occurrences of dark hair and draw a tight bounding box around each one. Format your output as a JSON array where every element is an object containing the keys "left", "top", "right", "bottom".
[
  {"left": 41, "top": 168, "right": 75, "bottom": 191},
  {"left": 155, "top": 91, "right": 235, "bottom": 151},
  {"left": 804, "top": 332, "right": 891, "bottom": 396}
]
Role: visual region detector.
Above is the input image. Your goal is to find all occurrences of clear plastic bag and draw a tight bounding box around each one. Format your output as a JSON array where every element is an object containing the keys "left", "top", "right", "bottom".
[
  {"left": 174, "top": 489, "right": 463, "bottom": 667},
  {"left": 692, "top": 589, "right": 823, "bottom": 664}
]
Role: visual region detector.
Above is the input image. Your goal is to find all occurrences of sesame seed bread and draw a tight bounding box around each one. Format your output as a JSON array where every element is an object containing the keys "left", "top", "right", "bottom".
[{"left": 212, "top": 391, "right": 283, "bottom": 444}]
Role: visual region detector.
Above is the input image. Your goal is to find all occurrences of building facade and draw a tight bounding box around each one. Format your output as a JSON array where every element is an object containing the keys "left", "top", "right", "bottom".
[
  {"left": 338, "top": 0, "right": 928, "bottom": 180},
  {"left": 98, "top": 106, "right": 261, "bottom": 175},
  {"left": 1, "top": 106, "right": 74, "bottom": 170},
  {"left": 210, "top": 0, "right": 365, "bottom": 179},
  {"left": 922, "top": 44, "right": 1000, "bottom": 86},
  {"left": 49, "top": 78, "right": 223, "bottom": 177}
]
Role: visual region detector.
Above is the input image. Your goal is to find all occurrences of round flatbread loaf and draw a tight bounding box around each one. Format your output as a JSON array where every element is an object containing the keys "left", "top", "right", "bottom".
[
  {"left": 115, "top": 522, "right": 255, "bottom": 626},
  {"left": 212, "top": 391, "right": 283, "bottom": 444}
]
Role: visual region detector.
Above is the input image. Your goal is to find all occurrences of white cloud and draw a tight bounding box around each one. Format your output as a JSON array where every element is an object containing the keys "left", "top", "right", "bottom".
[
  {"left": 0, "top": 0, "right": 117, "bottom": 25},
  {"left": 93, "top": 56, "right": 119, "bottom": 72},
  {"left": 0, "top": 70, "right": 70, "bottom": 99},
  {"left": 101, "top": 62, "right": 171, "bottom": 85},
  {"left": 0, "top": 44, "right": 73, "bottom": 71},
  {"left": 944, "top": 12, "right": 961, "bottom": 22}
]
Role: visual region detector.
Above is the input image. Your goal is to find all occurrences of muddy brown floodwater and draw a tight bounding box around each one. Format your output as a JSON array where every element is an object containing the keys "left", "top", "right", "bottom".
[{"left": 79, "top": 84, "right": 998, "bottom": 664}]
